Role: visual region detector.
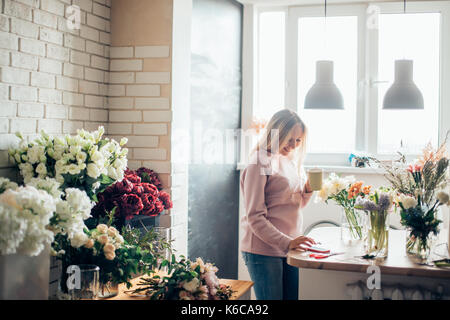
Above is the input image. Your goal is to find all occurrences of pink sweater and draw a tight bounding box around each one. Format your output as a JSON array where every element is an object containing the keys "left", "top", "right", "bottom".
[{"left": 240, "top": 151, "right": 313, "bottom": 257}]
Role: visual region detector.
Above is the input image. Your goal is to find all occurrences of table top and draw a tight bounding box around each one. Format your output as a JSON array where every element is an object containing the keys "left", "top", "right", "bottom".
[
  {"left": 287, "top": 227, "right": 450, "bottom": 279},
  {"left": 106, "top": 277, "right": 254, "bottom": 300}
]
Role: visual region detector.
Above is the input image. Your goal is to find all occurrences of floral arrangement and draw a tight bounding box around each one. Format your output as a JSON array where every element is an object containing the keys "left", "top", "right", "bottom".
[
  {"left": 315, "top": 173, "right": 371, "bottom": 239},
  {"left": 371, "top": 133, "right": 449, "bottom": 259},
  {"left": 132, "top": 256, "right": 234, "bottom": 300},
  {"left": 53, "top": 223, "right": 155, "bottom": 297},
  {"left": 0, "top": 177, "right": 93, "bottom": 257},
  {"left": 355, "top": 188, "right": 394, "bottom": 258},
  {"left": 90, "top": 167, "right": 172, "bottom": 231},
  {"left": 8, "top": 127, "right": 128, "bottom": 199}
]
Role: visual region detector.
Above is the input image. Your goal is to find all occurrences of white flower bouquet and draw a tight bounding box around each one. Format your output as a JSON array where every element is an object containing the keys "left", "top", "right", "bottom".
[
  {"left": 9, "top": 126, "right": 128, "bottom": 200},
  {"left": 0, "top": 177, "right": 94, "bottom": 257}
]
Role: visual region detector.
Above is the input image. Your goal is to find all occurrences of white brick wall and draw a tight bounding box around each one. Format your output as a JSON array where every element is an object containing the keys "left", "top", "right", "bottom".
[
  {"left": 1, "top": 0, "right": 185, "bottom": 292},
  {"left": 0, "top": 0, "right": 111, "bottom": 176}
]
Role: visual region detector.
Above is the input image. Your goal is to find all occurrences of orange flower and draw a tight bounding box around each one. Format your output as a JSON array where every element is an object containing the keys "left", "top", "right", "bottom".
[
  {"left": 347, "top": 181, "right": 363, "bottom": 199},
  {"left": 362, "top": 185, "right": 371, "bottom": 195}
]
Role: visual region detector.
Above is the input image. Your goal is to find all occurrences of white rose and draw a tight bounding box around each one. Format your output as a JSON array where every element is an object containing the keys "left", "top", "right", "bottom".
[
  {"left": 76, "top": 152, "right": 87, "bottom": 164},
  {"left": 182, "top": 278, "right": 200, "bottom": 293},
  {"left": 87, "top": 163, "right": 101, "bottom": 178},
  {"left": 67, "top": 163, "right": 80, "bottom": 175}
]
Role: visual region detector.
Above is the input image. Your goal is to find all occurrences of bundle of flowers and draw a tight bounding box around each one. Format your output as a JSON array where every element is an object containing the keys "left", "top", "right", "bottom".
[
  {"left": 0, "top": 177, "right": 94, "bottom": 257},
  {"left": 371, "top": 133, "right": 449, "bottom": 257},
  {"left": 315, "top": 173, "right": 372, "bottom": 239},
  {"left": 133, "top": 256, "right": 234, "bottom": 300},
  {"left": 53, "top": 223, "right": 155, "bottom": 297},
  {"left": 90, "top": 168, "right": 172, "bottom": 231},
  {"left": 8, "top": 127, "right": 128, "bottom": 199},
  {"left": 355, "top": 188, "right": 393, "bottom": 258}
]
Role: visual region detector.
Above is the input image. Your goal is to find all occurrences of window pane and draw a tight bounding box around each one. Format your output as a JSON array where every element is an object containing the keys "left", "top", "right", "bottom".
[
  {"left": 297, "top": 16, "right": 357, "bottom": 153},
  {"left": 378, "top": 13, "right": 440, "bottom": 154},
  {"left": 257, "top": 11, "right": 285, "bottom": 121}
]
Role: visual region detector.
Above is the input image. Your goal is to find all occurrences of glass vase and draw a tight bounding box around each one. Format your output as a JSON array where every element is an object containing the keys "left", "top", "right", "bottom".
[
  {"left": 406, "top": 231, "right": 436, "bottom": 264},
  {"left": 67, "top": 265, "right": 100, "bottom": 300},
  {"left": 340, "top": 207, "right": 366, "bottom": 243},
  {"left": 365, "top": 210, "right": 390, "bottom": 259},
  {"left": 98, "top": 281, "right": 119, "bottom": 299}
]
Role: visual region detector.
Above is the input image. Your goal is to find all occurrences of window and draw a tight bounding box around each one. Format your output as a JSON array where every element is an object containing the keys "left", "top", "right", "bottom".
[
  {"left": 244, "top": 1, "right": 450, "bottom": 166},
  {"left": 377, "top": 13, "right": 440, "bottom": 154},
  {"left": 256, "top": 11, "right": 286, "bottom": 121},
  {"left": 297, "top": 16, "right": 357, "bottom": 153}
]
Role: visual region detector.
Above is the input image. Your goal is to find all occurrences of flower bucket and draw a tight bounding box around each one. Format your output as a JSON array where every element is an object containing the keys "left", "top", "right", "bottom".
[
  {"left": 365, "top": 210, "right": 390, "bottom": 259},
  {"left": 0, "top": 245, "right": 50, "bottom": 300}
]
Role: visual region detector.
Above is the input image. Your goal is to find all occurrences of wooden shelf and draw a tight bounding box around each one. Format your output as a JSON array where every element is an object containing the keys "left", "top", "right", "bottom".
[{"left": 287, "top": 227, "right": 450, "bottom": 279}]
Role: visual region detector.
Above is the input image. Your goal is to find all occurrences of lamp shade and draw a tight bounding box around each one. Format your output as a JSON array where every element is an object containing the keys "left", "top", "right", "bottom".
[
  {"left": 382, "top": 60, "right": 424, "bottom": 109},
  {"left": 304, "top": 60, "right": 344, "bottom": 109}
]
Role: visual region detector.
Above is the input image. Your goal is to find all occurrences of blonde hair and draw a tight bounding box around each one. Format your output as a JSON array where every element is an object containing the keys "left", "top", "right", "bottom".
[{"left": 251, "top": 109, "right": 308, "bottom": 176}]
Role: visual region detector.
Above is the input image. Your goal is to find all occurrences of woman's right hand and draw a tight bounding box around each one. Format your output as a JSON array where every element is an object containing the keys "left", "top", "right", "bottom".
[{"left": 289, "top": 235, "right": 316, "bottom": 250}]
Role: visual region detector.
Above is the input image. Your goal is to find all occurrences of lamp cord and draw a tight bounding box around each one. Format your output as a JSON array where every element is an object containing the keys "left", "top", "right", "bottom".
[{"left": 404, "top": 0, "right": 406, "bottom": 14}]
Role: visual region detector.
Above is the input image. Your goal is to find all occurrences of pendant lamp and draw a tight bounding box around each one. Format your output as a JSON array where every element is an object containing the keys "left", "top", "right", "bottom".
[
  {"left": 304, "top": 60, "right": 344, "bottom": 109},
  {"left": 304, "top": 0, "right": 344, "bottom": 110},
  {"left": 382, "top": 0, "right": 424, "bottom": 109}
]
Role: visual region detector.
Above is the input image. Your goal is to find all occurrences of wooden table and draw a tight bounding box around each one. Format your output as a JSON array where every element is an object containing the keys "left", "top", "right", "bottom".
[
  {"left": 287, "top": 227, "right": 450, "bottom": 279},
  {"left": 107, "top": 277, "right": 253, "bottom": 300}
]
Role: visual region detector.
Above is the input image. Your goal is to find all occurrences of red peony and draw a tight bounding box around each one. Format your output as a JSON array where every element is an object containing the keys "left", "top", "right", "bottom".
[
  {"left": 120, "top": 194, "right": 144, "bottom": 220},
  {"left": 159, "top": 191, "right": 173, "bottom": 210},
  {"left": 115, "top": 178, "right": 133, "bottom": 194},
  {"left": 142, "top": 183, "right": 158, "bottom": 196}
]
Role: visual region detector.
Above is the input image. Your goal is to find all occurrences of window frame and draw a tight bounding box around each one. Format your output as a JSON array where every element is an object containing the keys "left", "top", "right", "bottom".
[{"left": 240, "top": 1, "right": 450, "bottom": 167}]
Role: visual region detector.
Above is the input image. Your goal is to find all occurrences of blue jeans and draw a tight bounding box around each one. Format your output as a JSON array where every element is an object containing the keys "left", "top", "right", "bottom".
[{"left": 241, "top": 251, "right": 299, "bottom": 300}]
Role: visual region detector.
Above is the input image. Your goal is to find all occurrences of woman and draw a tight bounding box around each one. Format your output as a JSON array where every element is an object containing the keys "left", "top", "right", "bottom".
[{"left": 240, "top": 109, "right": 316, "bottom": 300}]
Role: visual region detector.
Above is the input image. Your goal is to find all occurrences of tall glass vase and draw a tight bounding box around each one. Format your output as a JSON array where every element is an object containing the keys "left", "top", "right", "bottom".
[
  {"left": 365, "top": 210, "right": 390, "bottom": 259},
  {"left": 340, "top": 207, "right": 366, "bottom": 242}
]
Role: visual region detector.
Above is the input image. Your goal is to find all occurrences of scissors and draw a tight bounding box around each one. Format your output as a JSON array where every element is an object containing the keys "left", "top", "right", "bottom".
[{"left": 309, "top": 252, "right": 345, "bottom": 259}]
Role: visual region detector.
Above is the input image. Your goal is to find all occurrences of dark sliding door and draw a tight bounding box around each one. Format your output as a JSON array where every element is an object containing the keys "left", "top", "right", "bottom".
[{"left": 188, "top": 0, "right": 242, "bottom": 279}]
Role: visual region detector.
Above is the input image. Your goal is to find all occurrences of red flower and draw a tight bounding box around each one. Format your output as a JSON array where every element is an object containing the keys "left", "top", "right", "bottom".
[
  {"left": 141, "top": 183, "right": 158, "bottom": 196},
  {"left": 125, "top": 173, "right": 141, "bottom": 184},
  {"left": 120, "top": 194, "right": 144, "bottom": 219},
  {"left": 141, "top": 193, "right": 156, "bottom": 216},
  {"left": 132, "top": 184, "right": 144, "bottom": 195},
  {"left": 115, "top": 178, "right": 134, "bottom": 194},
  {"left": 136, "top": 167, "right": 163, "bottom": 190},
  {"left": 159, "top": 191, "right": 173, "bottom": 210}
]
